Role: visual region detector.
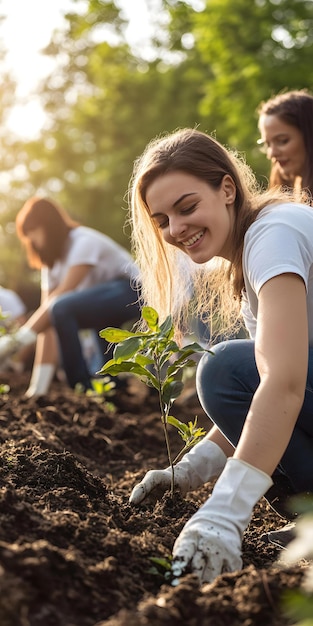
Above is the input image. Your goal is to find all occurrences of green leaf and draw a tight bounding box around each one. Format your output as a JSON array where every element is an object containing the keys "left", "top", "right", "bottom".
[
  {"left": 164, "top": 339, "right": 180, "bottom": 353},
  {"left": 162, "top": 380, "right": 184, "bottom": 404},
  {"left": 142, "top": 306, "right": 159, "bottom": 330},
  {"left": 99, "top": 327, "right": 136, "bottom": 342},
  {"left": 91, "top": 377, "right": 115, "bottom": 395},
  {"left": 159, "top": 352, "right": 174, "bottom": 369},
  {"left": 100, "top": 360, "right": 155, "bottom": 381},
  {"left": 173, "top": 348, "right": 204, "bottom": 365},
  {"left": 182, "top": 341, "right": 208, "bottom": 354},
  {"left": 159, "top": 314, "right": 173, "bottom": 336},
  {"left": 167, "top": 415, "right": 190, "bottom": 435},
  {"left": 184, "top": 358, "right": 198, "bottom": 368},
  {"left": 167, "top": 363, "right": 184, "bottom": 377},
  {"left": 98, "top": 362, "right": 131, "bottom": 375},
  {"left": 149, "top": 556, "right": 172, "bottom": 571},
  {"left": 190, "top": 427, "right": 206, "bottom": 440},
  {"left": 113, "top": 336, "right": 144, "bottom": 361},
  {"left": 134, "top": 354, "right": 154, "bottom": 367}
]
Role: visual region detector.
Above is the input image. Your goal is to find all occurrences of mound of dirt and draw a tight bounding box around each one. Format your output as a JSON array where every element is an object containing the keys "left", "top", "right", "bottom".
[{"left": 0, "top": 371, "right": 307, "bottom": 625}]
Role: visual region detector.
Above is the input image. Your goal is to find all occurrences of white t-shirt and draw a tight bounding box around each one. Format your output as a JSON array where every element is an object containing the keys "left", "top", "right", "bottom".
[
  {"left": 242, "top": 202, "right": 313, "bottom": 344},
  {"left": 42, "top": 226, "right": 139, "bottom": 292},
  {"left": 0, "top": 286, "right": 26, "bottom": 322}
]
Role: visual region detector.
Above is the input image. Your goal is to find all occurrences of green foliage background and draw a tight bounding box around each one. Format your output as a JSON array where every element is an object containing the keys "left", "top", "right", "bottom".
[{"left": 0, "top": 0, "right": 313, "bottom": 306}]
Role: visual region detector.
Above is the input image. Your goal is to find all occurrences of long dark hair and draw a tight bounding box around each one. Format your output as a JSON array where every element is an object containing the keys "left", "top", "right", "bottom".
[{"left": 16, "top": 197, "right": 79, "bottom": 269}]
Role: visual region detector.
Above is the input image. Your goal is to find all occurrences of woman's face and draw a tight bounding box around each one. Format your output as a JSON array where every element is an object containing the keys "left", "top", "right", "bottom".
[
  {"left": 258, "top": 113, "right": 306, "bottom": 179},
  {"left": 145, "top": 170, "right": 236, "bottom": 263}
]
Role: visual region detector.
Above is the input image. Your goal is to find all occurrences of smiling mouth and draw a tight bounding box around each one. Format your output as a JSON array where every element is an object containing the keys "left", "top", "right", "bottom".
[{"left": 182, "top": 230, "right": 205, "bottom": 247}]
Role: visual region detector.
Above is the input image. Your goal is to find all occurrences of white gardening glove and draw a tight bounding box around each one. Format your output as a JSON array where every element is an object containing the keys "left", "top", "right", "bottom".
[
  {"left": 0, "top": 326, "right": 37, "bottom": 362},
  {"left": 129, "top": 438, "right": 227, "bottom": 505},
  {"left": 25, "top": 363, "right": 56, "bottom": 398},
  {"left": 171, "top": 458, "right": 273, "bottom": 585}
]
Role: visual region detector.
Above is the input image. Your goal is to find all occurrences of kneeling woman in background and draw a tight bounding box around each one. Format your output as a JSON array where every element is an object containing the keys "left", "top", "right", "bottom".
[{"left": 0, "top": 197, "right": 140, "bottom": 397}]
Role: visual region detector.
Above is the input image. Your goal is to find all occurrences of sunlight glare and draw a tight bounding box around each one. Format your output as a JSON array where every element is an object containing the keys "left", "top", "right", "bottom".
[
  {"left": 1, "top": 0, "right": 74, "bottom": 138},
  {"left": 1, "top": 0, "right": 156, "bottom": 138},
  {"left": 5, "top": 101, "right": 47, "bottom": 140}
]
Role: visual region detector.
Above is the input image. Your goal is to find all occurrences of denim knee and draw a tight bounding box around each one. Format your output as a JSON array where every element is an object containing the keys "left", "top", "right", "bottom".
[
  {"left": 49, "top": 295, "right": 69, "bottom": 325},
  {"left": 196, "top": 340, "right": 258, "bottom": 446}
]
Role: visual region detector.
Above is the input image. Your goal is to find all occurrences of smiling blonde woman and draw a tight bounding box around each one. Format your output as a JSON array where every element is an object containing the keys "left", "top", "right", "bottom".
[{"left": 127, "top": 127, "right": 313, "bottom": 586}]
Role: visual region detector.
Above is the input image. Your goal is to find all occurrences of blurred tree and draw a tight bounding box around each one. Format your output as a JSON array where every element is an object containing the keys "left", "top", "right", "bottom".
[
  {"left": 0, "top": 12, "right": 35, "bottom": 300},
  {"left": 12, "top": 0, "right": 205, "bottom": 246},
  {"left": 164, "top": 0, "right": 313, "bottom": 180}
]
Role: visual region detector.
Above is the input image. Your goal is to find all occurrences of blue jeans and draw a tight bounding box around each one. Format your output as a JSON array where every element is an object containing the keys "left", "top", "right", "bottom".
[
  {"left": 196, "top": 339, "right": 313, "bottom": 494},
  {"left": 49, "top": 279, "right": 141, "bottom": 390}
]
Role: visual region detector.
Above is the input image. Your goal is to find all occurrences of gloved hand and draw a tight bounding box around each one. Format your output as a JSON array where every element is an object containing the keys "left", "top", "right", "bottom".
[
  {"left": 0, "top": 327, "right": 37, "bottom": 362},
  {"left": 129, "top": 438, "right": 227, "bottom": 505},
  {"left": 171, "top": 458, "right": 273, "bottom": 585},
  {"left": 25, "top": 363, "right": 56, "bottom": 398}
]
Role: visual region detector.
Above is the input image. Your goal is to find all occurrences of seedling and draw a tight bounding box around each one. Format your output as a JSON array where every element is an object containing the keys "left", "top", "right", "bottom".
[
  {"left": 0, "top": 384, "right": 10, "bottom": 395},
  {"left": 99, "top": 306, "right": 208, "bottom": 497},
  {"left": 74, "top": 376, "right": 117, "bottom": 414},
  {"left": 148, "top": 555, "right": 173, "bottom": 581}
]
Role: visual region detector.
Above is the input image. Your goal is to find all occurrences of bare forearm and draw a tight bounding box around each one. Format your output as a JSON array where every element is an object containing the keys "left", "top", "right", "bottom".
[
  {"left": 206, "top": 425, "right": 235, "bottom": 457},
  {"left": 24, "top": 297, "right": 56, "bottom": 334},
  {"left": 234, "top": 382, "right": 303, "bottom": 475}
]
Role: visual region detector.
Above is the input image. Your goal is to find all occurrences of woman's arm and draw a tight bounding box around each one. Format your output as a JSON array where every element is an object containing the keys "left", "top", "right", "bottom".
[
  {"left": 234, "top": 272, "right": 308, "bottom": 474},
  {"left": 171, "top": 272, "right": 307, "bottom": 584}
]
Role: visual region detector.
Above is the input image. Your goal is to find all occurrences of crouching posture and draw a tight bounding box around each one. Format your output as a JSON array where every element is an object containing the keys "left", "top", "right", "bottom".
[
  {"left": 0, "top": 197, "right": 140, "bottom": 396},
  {"left": 127, "top": 127, "right": 313, "bottom": 584}
]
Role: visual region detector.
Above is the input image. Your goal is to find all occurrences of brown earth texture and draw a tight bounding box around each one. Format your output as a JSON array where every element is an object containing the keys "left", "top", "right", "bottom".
[{"left": 0, "top": 370, "right": 309, "bottom": 626}]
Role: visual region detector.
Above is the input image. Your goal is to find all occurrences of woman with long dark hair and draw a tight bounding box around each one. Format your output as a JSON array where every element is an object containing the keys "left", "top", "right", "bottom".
[{"left": 0, "top": 197, "right": 140, "bottom": 396}]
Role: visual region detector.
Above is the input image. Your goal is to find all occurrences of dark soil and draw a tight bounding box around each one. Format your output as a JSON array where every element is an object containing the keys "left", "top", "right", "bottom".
[{"left": 0, "top": 371, "right": 308, "bottom": 626}]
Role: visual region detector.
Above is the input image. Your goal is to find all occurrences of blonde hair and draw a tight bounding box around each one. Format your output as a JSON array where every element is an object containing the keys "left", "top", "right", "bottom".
[{"left": 129, "top": 128, "right": 303, "bottom": 340}]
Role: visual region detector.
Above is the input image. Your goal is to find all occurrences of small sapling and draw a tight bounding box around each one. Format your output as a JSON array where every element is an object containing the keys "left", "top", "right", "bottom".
[{"left": 99, "top": 306, "right": 208, "bottom": 497}]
